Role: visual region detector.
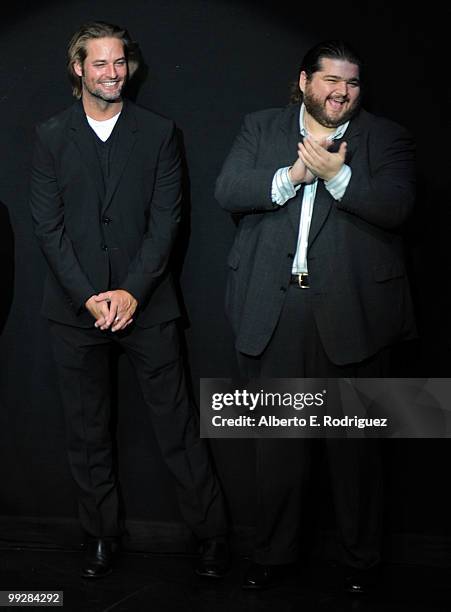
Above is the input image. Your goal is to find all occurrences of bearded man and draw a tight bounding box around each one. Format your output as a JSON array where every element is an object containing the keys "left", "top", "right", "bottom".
[
  {"left": 216, "top": 40, "right": 416, "bottom": 592},
  {"left": 30, "top": 21, "right": 229, "bottom": 579}
]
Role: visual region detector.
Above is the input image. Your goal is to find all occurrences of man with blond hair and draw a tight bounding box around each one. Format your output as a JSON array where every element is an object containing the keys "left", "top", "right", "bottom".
[{"left": 30, "top": 21, "right": 228, "bottom": 579}]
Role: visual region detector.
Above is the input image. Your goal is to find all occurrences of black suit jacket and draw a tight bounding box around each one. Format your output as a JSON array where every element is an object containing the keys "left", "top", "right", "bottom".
[
  {"left": 215, "top": 104, "right": 417, "bottom": 364},
  {"left": 30, "top": 100, "right": 181, "bottom": 328}
]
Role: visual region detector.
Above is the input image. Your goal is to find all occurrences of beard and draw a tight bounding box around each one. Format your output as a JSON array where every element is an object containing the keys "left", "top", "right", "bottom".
[
  {"left": 83, "top": 79, "right": 125, "bottom": 103},
  {"left": 303, "top": 87, "right": 360, "bottom": 128}
]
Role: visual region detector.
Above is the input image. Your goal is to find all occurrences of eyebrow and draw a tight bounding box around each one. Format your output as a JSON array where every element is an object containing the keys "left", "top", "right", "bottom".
[
  {"left": 322, "top": 74, "right": 360, "bottom": 83},
  {"left": 91, "top": 57, "right": 127, "bottom": 63}
]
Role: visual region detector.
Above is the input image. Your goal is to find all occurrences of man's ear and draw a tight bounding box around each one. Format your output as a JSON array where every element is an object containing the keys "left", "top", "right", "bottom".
[
  {"left": 73, "top": 61, "right": 83, "bottom": 78},
  {"left": 299, "top": 71, "right": 307, "bottom": 94}
]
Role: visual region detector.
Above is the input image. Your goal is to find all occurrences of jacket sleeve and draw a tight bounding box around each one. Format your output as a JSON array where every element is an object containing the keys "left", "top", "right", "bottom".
[
  {"left": 336, "top": 121, "right": 416, "bottom": 230},
  {"left": 29, "top": 125, "right": 96, "bottom": 312},
  {"left": 120, "top": 121, "right": 182, "bottom": 304},
  {"left": 215, "top": 113, "right": 283, "bottom": 214}
]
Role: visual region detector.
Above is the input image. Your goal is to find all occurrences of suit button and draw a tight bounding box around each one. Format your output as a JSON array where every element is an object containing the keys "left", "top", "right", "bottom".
[
  {"left": 280, "top": 286, "right": 287, "bottom": 292},
  {"left": 101, "top": 244, "right": 108, "bottom": 251},
  {"left": 287, "top": 253, "right": 294, "bottom": 259},
  {"left": 102, "top": 216, "right": 111, "bottom": 224}
]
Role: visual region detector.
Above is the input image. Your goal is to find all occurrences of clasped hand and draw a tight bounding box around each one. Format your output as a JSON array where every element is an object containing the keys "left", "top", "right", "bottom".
[
  {"left": 85, "top": 289, "right": 138, "bottom": 332},
  {"left": 289, "top": 136, "right": 347, "bottom": 184}
]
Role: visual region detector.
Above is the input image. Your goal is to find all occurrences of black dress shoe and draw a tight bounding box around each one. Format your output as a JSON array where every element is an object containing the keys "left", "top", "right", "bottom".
[
  {"left": 81, "top": 538, "right": 118, "bottom": 579},
  {"left": 344, "top": 566, "right": 379, "bottom": 595},
  {"left": 195, "top": 537, "right": 230, "bottom": 578},
  {"left": 242, "top": 562, "right": 288, "bottom": 590}
]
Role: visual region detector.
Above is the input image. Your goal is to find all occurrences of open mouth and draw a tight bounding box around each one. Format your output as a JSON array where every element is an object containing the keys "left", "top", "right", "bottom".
[
  {"left": 100, "top": 81, "right": 120, "bottom": 88},
  {"left": 327, "top": 97, "right": 347, "bottom": 111}
]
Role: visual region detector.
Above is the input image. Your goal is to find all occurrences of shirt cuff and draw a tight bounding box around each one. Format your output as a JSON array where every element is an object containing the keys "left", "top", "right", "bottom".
[
  {"left": 271, "top": 167, "right": 301, "bottom": 205},
  {"left": 324, "top": 164, "right": 352, "bottom": 201}
]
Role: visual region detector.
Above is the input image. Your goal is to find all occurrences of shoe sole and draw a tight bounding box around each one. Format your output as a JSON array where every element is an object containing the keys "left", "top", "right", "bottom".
[
  {"left": 195, "top": 570, "right": 227, "bottom": 579},
  {"left": 81, "top": 568, "right": 113, "bottom": 579}
]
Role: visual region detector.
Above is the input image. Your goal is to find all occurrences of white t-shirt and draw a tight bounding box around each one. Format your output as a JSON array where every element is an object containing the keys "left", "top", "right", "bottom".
[{"left": 86, "top": 111, "right": 121, "bottom": 142}]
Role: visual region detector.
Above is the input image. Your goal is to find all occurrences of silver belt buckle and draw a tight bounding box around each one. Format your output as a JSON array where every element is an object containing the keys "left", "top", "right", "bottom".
[{"left": 299, "top": 273, "right": 309, "bottom": 289}]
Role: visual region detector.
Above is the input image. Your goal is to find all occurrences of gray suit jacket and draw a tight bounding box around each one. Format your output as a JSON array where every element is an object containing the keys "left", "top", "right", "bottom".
[{"left": 215, "top": 104, "right": 416, "bottom": 364}]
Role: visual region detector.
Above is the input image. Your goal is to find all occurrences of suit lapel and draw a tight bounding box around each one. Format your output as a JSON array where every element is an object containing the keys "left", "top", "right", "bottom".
[
  {"left": 332, "top": 109, "right": 363, "bottom": 163},
  {"left": 307, "top": 110, "right": 363, "bottom": 250},
  {"left": 278, "top": 104, "right": 304, "bottom": 234},
  {"left": 69, "top": 102, "right": 104, "bottom": 200},
  {"left": 102, "top": 100, "right": 137, "bottom": 214}
]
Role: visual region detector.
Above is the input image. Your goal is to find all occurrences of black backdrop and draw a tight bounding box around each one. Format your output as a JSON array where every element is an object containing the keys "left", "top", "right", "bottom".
[{"left": 0, "top": 0, "right": 449, "bottom": 565}]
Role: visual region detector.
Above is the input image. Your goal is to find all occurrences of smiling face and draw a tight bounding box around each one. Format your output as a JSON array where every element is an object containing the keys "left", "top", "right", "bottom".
[
  {"left": 299, "top": 57, "right": 361, "bottom": 129},
  {"left": 74, "top": 37, "right": 128, "bottom": 105}
]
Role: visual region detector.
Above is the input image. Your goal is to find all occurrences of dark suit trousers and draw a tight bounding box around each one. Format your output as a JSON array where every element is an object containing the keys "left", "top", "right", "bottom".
[
  {"left": 49, "top": 319, "right": 227, "bottom": 540},
  {"left": 238, "top": 285, "right": 389, "bottom": 569}
]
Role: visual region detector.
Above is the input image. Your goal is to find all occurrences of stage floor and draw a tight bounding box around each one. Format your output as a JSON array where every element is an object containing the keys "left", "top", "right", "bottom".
[{"left": 0, "top": 547, "right": 449, "bottom": 611}]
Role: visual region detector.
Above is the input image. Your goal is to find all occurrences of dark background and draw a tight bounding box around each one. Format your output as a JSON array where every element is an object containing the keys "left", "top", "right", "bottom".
[{"left": 0, "top": 0, "right": 449, "bottom": 565}]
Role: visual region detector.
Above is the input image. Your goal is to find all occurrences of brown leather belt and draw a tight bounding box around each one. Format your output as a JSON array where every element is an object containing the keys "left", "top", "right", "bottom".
[{"left": 290, "top": 273, "right": 309, "bottom": 289}]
